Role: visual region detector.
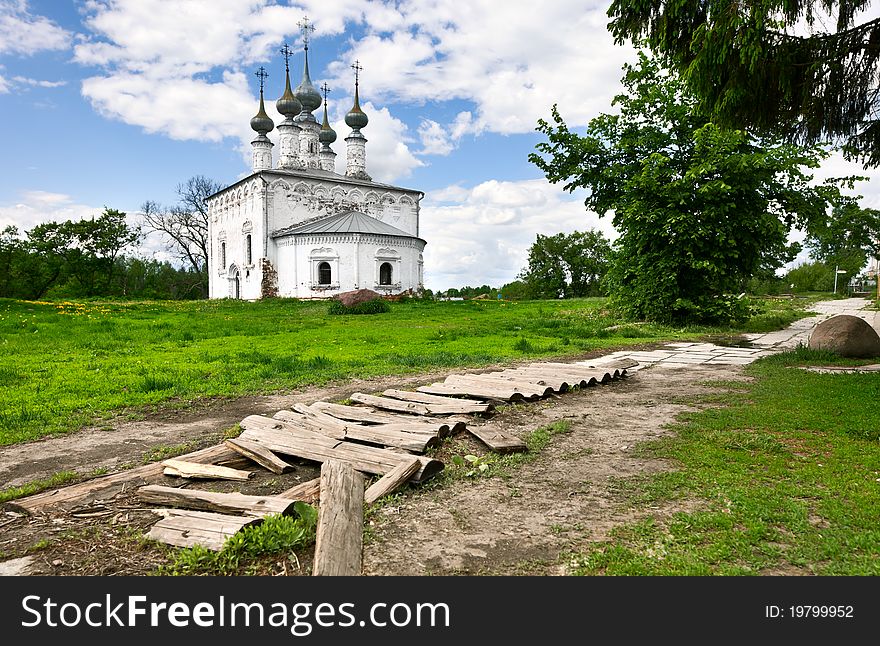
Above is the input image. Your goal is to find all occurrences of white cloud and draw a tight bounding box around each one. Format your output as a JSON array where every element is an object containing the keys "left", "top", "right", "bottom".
[
  {"left": 333, "top": 0, "right": 637, "bottom": 135},
  {"left": 417, "top": 119, "right": 454, "bottom": 155},
  {"left": 11, "top": 76, "right": 66, "bottom": 88},
  {"left": 0, "top": 73, "right": 8, "bottom": 93},
  {"left": 82, "top": 69, "right": 254, "bottom": 142},
  {"left": 0, "top": 0, "right": 72, "bottom": 55},
  {"left": 420, "top": 178, "right": 618, "bottom": 290},
  {"left": 0, "top": 191, "right": 99, "bottom": 232}
]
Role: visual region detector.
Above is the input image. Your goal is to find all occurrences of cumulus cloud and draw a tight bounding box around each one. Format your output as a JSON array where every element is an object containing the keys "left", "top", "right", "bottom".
[
  {"left": 0, "top": 73, "right": 8, "bottom": 93},
  {"left": 11, "top": 76, "right": 66, "bottom": 88},
  {"left": 0, "top": 191, "right": 100, "bottom": 232},
  {"left": 420, "top": 178, "right": 618, "bottom": 290},
  {"left": 0, "top": 0, "right": 72, "bottom": 55}
]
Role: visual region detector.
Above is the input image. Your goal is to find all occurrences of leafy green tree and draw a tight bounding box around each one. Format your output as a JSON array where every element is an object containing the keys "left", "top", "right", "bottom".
[
  {"left": 519, "top": 229, "right": 611, "bottom": 299},
  {"left": 500, "top": 279, "right": 530, "bottom": 300},
  {"left": 607, "top": 1, "right": 880, "bottom": 165},
  {"left": 785, "top": 261, "right": 835, "bottom": 293},
  {"left": 805, "top": 202, "right": 880, "bottom": 278},
  {"left": 529, "top": 54, "right": 852, "bottom": 323}
]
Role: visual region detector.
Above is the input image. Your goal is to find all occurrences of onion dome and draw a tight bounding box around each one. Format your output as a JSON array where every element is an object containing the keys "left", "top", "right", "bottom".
[
  {"left": 345, "top": 80, "right": 368, "bottom": 131},
  {"left": 294, "top": 47, "right": 322, "bottom": 114},
  {"left": 250, "top": 91, "right": 274, "bottom": 135},
  {"left": 319, "top": 101, "right": 337, "bottom": 145},
  {"left": 276, "top": 70, "right": 302, "bottom": 119}
]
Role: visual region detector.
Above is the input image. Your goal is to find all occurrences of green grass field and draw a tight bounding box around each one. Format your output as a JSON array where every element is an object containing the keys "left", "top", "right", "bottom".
[
  {"left": 569, "top": 347, "right": 880, "bottom": 575},
  {"left": 0, "top": 295, "right": 815, "bottom": 446}
]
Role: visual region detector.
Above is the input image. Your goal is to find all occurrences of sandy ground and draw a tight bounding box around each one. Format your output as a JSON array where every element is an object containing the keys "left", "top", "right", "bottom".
[{"left": 0, "top": 354, "right": 747, "bottom": 576}]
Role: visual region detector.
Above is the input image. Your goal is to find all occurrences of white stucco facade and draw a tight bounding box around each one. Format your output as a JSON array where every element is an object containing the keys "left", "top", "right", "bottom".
[{"left": 205, "top": 169, "right": 426, "bottom": 300}]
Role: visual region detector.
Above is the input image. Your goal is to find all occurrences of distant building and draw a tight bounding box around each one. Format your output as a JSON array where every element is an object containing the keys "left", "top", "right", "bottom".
[{"left": 206, "top": 21, "right": 425, "bottom": 299}]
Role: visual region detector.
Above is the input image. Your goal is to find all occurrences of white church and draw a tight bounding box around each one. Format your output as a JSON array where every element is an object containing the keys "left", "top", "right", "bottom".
[{"left": 206, "top": 23, "right": 426, "bottom": 300}]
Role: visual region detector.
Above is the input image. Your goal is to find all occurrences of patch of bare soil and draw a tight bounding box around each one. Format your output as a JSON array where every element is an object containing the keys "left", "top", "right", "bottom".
[{"left": 0, "top": 355, "right": 750, "bottom": 576}]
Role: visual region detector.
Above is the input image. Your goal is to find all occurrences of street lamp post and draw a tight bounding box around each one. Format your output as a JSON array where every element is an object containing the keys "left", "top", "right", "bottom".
[{"left": 833, "top": 265, "right": 847, "bottom": 294}]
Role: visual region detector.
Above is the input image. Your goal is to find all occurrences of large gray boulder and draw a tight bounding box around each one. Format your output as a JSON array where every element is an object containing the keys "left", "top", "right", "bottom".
[
  {"left": 808, "top": 314, "right": 880, "bottom": 358},
  {"left": 335, "top": 288, "right": 384, "bottom": 308}
]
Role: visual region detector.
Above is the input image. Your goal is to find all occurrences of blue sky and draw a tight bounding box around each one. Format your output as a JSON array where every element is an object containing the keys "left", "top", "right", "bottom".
[{"left": 2, "top": 1, "right": 880, "bottom": 291}]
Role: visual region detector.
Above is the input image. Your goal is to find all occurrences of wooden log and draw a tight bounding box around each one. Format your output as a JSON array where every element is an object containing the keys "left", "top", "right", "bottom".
[
  {"left": 238, "top": 415, "right": 444, "bottom": 482},
  {"left": 380, "top": 389, "right": 494, "bottom": 414},
  {"left": 7, "top": 444, "right": 241, "bottom": 515},
  {"left": 417, "top": 382, "right": 534, "bottom": 402},
  {"left": 467, "top": 426, "right": 528, "bottom": 453},
  {"left": 349, "top": 393, "right": 432, "bottom": 415},
  {"left": 313, "top": 460, "right": 364, "bottom": 576},
  {"left": 147, "top": 510, "right": 258, "bottom": 551},
  {"left": 162, "top": 459, "right": 253, "bottom": 481},
  {"left": 278, "top": 477, "right": 321, "bottom": 504},
  {"left": 224, "top": 438, "right": 294, "bottom": 474},
  {"left": 309, "top": 402, "right": 463, "bottom": 436},
  {"left": 443, "top": 374, "right": 554, "bottom": 398},
  {"left": 273, "top": 409, "right": 438, "bottom": 453},
  {"left": 137, "top": 484, "right": 299, "bottom": 517},
  {"left": 364, "top": 457, "right": 421, "bottom": 505}
]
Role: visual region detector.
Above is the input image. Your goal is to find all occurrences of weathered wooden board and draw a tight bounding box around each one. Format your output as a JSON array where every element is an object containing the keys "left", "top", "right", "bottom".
[
  {"left": 239, "top": 415, "right": 444, "bottom": 482},
  {"left": 313, "top": 460, "right": 364, "bottom": 576},
  {"left": 225, "top": 438, "right": 294, "bottom": 474},
  {"left": 137, "top": 484, "right": 299, "bottom": 517},
  {"left": 466, "top": 426, "right": 528, "bottom": 454},
  {"left": 273, "top": 409, "right": 438, "bottom": 453},
  {"left": 162, "top": 459, "right": 253, "bottom": 481},
  {"left": 443, "top": 374, "right": 554, "bottom": 398},
  {"left": 309, "top": 402, "right": 463, "bottom": 436},
  {"left": 380, "top": 389, "right": 494, "bottom": 414},
  {"left": 147, "top": 510, "right": 259, "bottom": 551},
  {"left": 364, "top": 457, "right": 421, "bottom": 505},
  {"left": 278, "top": 478, "right": 321, "bottom": 504},
  {"left": 7, "top": 444, "right": 241, "bottom": 514},
  {"left": 417, "top": 382, "right": 534, "bottom": 402},
  {"left": 349, "top": 393, "right": 431, "bottom": 415}
]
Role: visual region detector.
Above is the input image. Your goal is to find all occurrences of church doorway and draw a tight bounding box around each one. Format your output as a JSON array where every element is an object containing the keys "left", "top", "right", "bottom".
[
  {"left": 229, "top": 266, "right": 241, "bottom": 299},
  {"left": 379, "top": 262, "right": 393, "bottom": 286}
]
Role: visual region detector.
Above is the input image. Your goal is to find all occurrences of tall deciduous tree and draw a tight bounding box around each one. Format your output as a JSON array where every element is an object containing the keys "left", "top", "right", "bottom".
[
  {"left": 142, "top": 175, "right": 221, "bottom": 296},
  {"left": 805, "top": 202, "right": 880, "bottom": 277},
  {"left": 519, "top": 230, "right": 611, "bottom": 299},
  {"left": 607, "top": 0, "right": 880, "bottom": 165},
  {"left": 529, "top": 54, "right": 853, "bottom": 324}
]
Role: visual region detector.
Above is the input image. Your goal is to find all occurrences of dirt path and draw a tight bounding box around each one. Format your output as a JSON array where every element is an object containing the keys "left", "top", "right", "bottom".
[
  {"left": 1, "top": 353, "right": 746, "bottom": 576},
  {"left": 362, "top": 364, "right": 745, "bottom": 575}
]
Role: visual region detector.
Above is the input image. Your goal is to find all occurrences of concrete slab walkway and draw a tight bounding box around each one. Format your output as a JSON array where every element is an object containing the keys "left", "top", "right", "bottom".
[{"left": 587, "top": 297, "right": 876, "bottom": 370}]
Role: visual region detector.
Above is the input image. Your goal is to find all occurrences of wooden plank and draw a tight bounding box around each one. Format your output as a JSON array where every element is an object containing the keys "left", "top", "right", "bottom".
[
  {"left": 151, "top": 508, "right": 263, "bottom": 525},
  {"left": 137, "top": 484, "right": 299, "bottom": 517},
  {"left": 162, "top": 459, "right": 253, "bottom": 481},
  {"left": 274, "top": 409, "right": 438, "bottom": 453},
  {"left": 443, "top": 374, "right": 554, "bottom": 398},
  {"left": 417, "top": 382, "right": 533, "bottom": 402},
  {"left": 466, "top": 426, "right": 528, "bottom": 454},
  {"left": 238, "top": 415, "right": 444, "bottom": 482},
  {"left": 225, "top": 438, "right": 294, "bottom": 474},
  {"left": 7, "top": 444, "right": 241, "bottom": 515},
  {"left": 364, "top": 457, "right": 421, "bottom": 505},
  {"left": 147, "top": 511, "right": 257, "bottom": 551},
  {"left": 313, "top": 460, "right": 364, "bottom": 576},
  {"left": 278, "top": 477, "right": 321, "bottom": 504},
  {"left": 380, "top": 389, "right": 495, "bottom": 414},
  {"left": 309, "top": 402, "right": 463, "bottom": 436},
  {"left": 349, "top": 393, "right": 431, "bottom": 415},
  {"left": 495, "top": 370, "right": 572, "bottom": 392}
]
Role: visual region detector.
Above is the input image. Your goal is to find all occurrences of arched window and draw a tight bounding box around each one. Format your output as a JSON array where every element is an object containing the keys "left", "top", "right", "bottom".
[
  {"left": 379, "top": 262, "right": 393, "bottom": 286},
  {"left": 318, "top": 262, "right": 332, "bottom": 285},
  {"left": 220, "top": 242, "right": 226, "bottom": 268},
  {"left": 245, "top": 234, "right": 252, "bottom": 265}
]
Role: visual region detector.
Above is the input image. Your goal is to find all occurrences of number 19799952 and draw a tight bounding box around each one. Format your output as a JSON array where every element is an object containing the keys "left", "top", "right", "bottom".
[{"left": 789, "top": 605, "right": 853, "bottom": 618}]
